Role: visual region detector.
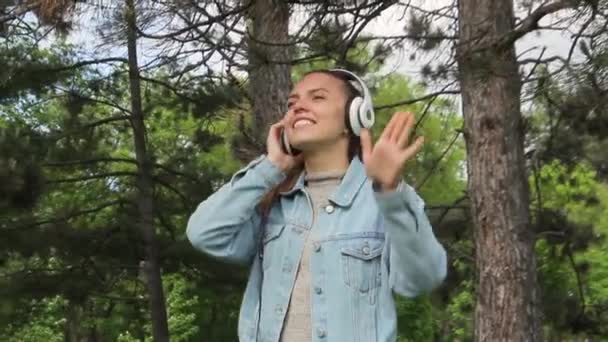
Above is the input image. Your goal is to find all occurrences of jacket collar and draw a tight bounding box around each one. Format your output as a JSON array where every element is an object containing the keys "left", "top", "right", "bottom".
[{"left": 279, "top": 155, "right": 368, "bottom": 207}]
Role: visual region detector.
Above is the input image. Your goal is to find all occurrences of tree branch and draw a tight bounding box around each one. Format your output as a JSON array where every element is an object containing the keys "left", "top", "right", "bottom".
[
  {"left": 417, "top": 129, "right": 462, "bottom": 189},
  {"left": 46, "top": 172, "right": 138, "bottom": 184},
  {"left": 0, "top": 3, "right": 37, "bottom": 24},
  {"left": 6, "top": 200, "right": 128, "bottom": 230},
  {"left": 43, "top": 158, "right": 201, "bottom": 183},
  {"left": 43, "top": 158, "right": 135, "bottom": 168},
  {"left": 82, "top": 114, "right": 133, "bottom": 129},
  {"left": 43, "top": 58, "right": 128, "bottom": 73},
  {"left": 338, "top": 1, "right": 397, "bottom": 64},
  {"left": 499, "top": 0, "right": 581, "bottom": 48},
  {"left": 374, "top": 89, "right": 460, "bottom": 110}
]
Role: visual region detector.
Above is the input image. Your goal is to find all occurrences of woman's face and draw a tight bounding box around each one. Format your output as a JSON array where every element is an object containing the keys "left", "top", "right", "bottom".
[{"left": 284, "top": 72, "right": 350, "bottom": 152}]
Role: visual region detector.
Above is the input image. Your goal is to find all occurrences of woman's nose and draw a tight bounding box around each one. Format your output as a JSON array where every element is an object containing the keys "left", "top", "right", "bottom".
[{"left": 291, "top": 99, "right": 307, "bottom": 113}]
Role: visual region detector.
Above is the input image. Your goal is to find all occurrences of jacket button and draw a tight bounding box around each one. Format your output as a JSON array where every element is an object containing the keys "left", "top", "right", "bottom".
[
  {"left": 317, "top": 328, "right": 326, "bottom": 338},
  {"left": 314, "top": 286, "right": 322, "bottom": 294},
  {"left": 314, "top": 243, "right": 321, "bottom": 252},
  {"left": 362, "top": 246, "right": 370, "bottom": 255},
  {"left": 324, "top": 204, "right": 335, "bottom": 214}
]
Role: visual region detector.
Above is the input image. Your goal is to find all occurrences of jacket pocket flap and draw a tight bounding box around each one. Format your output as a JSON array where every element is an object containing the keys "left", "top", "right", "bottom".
[{"left": 340, "top": 243, "right": 383, "bottom": 261}]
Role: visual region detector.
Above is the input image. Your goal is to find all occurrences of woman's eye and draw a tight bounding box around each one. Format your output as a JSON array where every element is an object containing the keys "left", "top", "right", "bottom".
[
  {"left": 287, "top": 102, "right": 294, "bottom": 109},
  {"left": 313, "top": 96, "right": 325, "bottom": 100}
]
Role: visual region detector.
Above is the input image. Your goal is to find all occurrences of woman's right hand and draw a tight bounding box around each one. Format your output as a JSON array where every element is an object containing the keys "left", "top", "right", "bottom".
[{"left": 266, "top": 119, "right": 304, "bottom": 173}]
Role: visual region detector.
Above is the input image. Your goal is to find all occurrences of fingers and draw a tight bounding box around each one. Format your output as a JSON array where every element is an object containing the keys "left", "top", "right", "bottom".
[
  {"left": 268, "top": 120, "right": 281, "bottom": 134},
  {"left": 380, "top": 112, "right": 400, "bottom": 141},
  {"left": 390, "top": 112, "right": 410, "bottom": 143},
  {"left": 396, "top": 112, "right": 415, "bottom": 147},
  {"left": 267, "top": 119, "right": 287, "bottom": 156},
  {"left": 360, "top": 128, "right": 373, "bottom": 164},
  {"left": 273, "top": 119, "right": 286, "bottom": 130},
  {"left": 401, "top": 136, "right": 425, "bottom": 161},
  {"left": 270, "top": 119, "right": 288, "bottom": 138}
]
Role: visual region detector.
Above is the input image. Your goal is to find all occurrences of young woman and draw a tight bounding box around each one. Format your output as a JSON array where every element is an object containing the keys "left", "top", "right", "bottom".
[{"left": 186, "top": 69, "right": 447, "bottom": 342}]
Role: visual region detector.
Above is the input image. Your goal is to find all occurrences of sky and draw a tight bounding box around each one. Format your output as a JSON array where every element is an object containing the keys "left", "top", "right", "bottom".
[
  {"left": 362, "top": 1, "right": 582, "bottom": 77},
  {"left": 57, "top": 0, "right": 582, "bottom": 108},
  {"left": 61, "top": 1, "right": 581, "bottom": 73},
  {"left": 359, "top": 1, "right": 583, "bottom": 112}
]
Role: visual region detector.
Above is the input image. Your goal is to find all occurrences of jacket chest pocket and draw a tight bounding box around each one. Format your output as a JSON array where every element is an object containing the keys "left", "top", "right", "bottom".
[
  {"left": 261, "top": 223, "right": 286, "bottom": 270},
  {"left": 340, "top": 238, "right": 384, "bottom": 294}
]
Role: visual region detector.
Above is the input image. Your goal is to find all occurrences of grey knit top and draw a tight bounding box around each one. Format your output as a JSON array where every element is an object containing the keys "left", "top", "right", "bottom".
[{"left": 279, "top": 170, "right": 346, "bottom": 342}]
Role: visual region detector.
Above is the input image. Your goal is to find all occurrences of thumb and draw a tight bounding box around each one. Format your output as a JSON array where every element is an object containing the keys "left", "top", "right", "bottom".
[{"left": 360, "top": 128, "right": 373, "bottom": 164}]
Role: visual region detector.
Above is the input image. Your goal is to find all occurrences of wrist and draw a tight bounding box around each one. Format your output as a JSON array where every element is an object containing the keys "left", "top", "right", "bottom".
[
  {"left": 372, "top": 179, "right": 399, "bottom": 192},
  {"left": 266, "top": 154, "right": 290, "bottom": 173}
]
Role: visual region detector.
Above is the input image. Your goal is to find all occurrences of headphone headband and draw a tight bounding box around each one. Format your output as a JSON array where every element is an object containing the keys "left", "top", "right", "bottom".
[{"left": 329, "top": 69, "right": 370, "bottom": 98}]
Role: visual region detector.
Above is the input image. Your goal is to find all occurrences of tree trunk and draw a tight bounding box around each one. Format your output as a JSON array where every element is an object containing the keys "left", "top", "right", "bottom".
[
  {"left": 124, "top": 0, "right": 170, "bottom": 340},
  {"left": 64, "top": 300, "right": 81, "bottom": 342},
  {"left": 456, "top": 1, "right": 542, "bottom": 341},
  {"left": 240, "top": 0, "right": 291, "bottom": 159}
]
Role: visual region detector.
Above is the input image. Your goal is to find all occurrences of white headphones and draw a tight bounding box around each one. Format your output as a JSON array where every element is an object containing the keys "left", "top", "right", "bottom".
[
  {"left": 329, "top": 68, "right": 375, "bottom": 136},
  {"left": 281, "top": 69, "right": 375, "bottom": 155}
]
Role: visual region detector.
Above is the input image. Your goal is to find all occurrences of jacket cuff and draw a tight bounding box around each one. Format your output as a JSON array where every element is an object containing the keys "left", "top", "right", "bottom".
[
  {"left": 230, "top": 154, "right": 287, "bottom": 187},
  {"left": 373, "top": 181, "right": 425, "bottom": 223}
]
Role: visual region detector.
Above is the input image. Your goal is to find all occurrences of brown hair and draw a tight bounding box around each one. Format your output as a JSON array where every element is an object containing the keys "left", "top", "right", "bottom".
[{"left": 257, "top": 69, "right": 363, "bottom": 219}]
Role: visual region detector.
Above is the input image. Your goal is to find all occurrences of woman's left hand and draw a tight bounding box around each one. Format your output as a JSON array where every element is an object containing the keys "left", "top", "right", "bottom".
[{"left": 360, "top": 112, "right": 424, "bottom": 192}]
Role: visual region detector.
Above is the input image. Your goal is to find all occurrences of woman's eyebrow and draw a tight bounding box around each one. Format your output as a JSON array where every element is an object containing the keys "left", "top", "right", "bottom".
[
  {"left": 288, "top": 87, "right": 329, "bottom": 100},
  {"left": 309, "top": 87, "right": 329, "bottom": 94}
]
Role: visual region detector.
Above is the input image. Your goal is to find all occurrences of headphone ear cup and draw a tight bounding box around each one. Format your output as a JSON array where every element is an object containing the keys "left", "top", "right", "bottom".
[
  {"left": 359, "top": 105, "right": 375, "bottom": 130},
  {"left": 349, "top": 96, "right": 364, "bottom": 136}
]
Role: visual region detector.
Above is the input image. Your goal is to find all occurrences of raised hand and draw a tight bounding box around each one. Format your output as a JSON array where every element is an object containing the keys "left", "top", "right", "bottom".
[
  {"left": 266, "top": 119, "right": 304, "bottom": 173},
  {"left": 360, "top": 112, "right": 424, "bottom": 192}
]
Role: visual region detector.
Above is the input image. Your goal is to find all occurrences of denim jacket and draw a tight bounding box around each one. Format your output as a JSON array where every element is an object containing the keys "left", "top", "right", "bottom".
[{"left": 186, "top": 154, "right": 447, "bottom": 342}]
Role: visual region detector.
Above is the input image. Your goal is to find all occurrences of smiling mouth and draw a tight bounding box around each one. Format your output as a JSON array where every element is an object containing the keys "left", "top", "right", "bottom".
[{"left": 293, "top": 118, "right": 316, "bottom": 128}]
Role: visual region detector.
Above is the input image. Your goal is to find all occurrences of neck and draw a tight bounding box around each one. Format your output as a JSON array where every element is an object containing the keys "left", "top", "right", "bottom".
[{"left": 303, "top": 141, "right": 350, "bottom": 174}]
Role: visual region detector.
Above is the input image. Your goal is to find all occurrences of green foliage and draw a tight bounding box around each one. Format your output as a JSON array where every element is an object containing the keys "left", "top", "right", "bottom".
[
  {"left": 534, "top": 161, "right": 598, "bottom": 211},
  {"left": 445, "top": 280, "right": 474, "bottom": 341},
  {"left": 114, "top": 274, "right": 201, "bottom": 342},
  {"left": 1, "top": 28, "right": 244, "bottom": 341},
  {"left": 0, "top": 296, "right": 65, "bottom": 342},
  {"left": 531, "top": 160, "right": 608, "bottom": 337},
  {"left": 372, "top": 73, "right": 466, "bottom": 205},
  {"left": 0, "top": 37, "right": 75, "bottom": 101},
  {"left": 0, "top": 121, "right": 48, "bottom": 212},
  {"left": 396, "top": 295, "right": 438, "bottom": 342},
  {"left": 164, "top": 274, "right": 200, "bottom": 341},
  {"left": 442, "top": 237, "right": 475, "bottom": 341}
]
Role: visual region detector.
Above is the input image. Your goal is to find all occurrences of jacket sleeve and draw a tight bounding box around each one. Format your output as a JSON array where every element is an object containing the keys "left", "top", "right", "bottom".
[
  {"left": 374, "top": 181, "right": 447, "bottom": 298},
  {"left": 186, "top": 154, "right": 286, "bottom": 265}
]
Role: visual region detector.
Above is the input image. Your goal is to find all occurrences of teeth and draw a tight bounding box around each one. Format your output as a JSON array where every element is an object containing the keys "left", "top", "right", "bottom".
[{"left": 294, "top": 119, "right": 315, "bottom": 128}]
